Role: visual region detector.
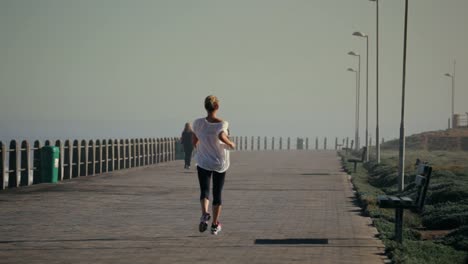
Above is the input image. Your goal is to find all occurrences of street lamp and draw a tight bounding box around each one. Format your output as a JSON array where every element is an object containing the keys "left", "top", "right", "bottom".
[
  {"left": 348, "top": 68, "right": 359, "bottom": 151},
  {"left": 348, "top": 51, "right": 361, "bottom": 150},
  {"left": 395, "top": 0, "right": 409, "bottom": 243},
  {"left": 369, "top": 0, "right": 380, "bottom": 164},
  {"left": 353, "top": 31, "right": 369, "bottom": 161},
  {"left": 444, "top": 60, "right": 456, "bottom": 129}
]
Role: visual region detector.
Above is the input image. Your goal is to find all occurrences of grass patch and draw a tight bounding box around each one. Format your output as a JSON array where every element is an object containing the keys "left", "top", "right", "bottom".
[{"left": 340, "top": 149, "right": 468, "bottom": 264}]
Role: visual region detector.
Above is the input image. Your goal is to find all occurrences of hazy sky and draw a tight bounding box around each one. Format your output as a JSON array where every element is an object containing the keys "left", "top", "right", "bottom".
[{"left": 1, "top": 0, "right": 467, "bottom": 142}]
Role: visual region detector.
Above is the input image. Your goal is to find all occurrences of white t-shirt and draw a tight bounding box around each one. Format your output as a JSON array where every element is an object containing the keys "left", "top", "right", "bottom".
[{"left": 192, "top": 118, "right": 230, "bottom": 173}]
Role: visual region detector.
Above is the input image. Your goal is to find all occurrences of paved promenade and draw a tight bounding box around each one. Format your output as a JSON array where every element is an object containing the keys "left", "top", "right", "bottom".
[{"left": 0, "top": 151, "right": 386, "bottom": 264}]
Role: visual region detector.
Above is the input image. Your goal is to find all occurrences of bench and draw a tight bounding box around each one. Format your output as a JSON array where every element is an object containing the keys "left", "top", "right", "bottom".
[
  {"left": 347, "top": 147, "right": 367, "bottom": 172},
  {"left": 377, "top": 161, "right": 432, "bottom": 211},
  {"left": 377, "top": 160, "right": 433, "bottom": 242}
]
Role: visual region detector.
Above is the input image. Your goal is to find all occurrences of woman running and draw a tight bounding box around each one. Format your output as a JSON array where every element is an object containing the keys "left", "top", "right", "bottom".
[{"left": 192, "top": 95, "right": 235, "bottom": 235}]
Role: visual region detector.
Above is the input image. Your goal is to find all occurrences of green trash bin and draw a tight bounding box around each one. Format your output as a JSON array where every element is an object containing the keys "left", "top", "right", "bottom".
[{"left": 40, "top": 146, "right": 59, "bottom": 183}]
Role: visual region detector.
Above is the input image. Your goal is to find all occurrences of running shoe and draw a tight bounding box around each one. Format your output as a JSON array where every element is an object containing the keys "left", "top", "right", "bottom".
[
  {"left": 211, "top": 222, "right": 222, "bottom": 235},
  {"left": 199, "top": 213, "right": 211, "bottom": 232}
]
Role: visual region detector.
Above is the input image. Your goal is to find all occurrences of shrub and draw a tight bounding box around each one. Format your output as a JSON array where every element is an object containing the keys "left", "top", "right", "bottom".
[
  {"left": 422, "top": 203, "right": 468, "bottom": 229},
  {"left": 443, "top": 226, "right": 468, "bottom": 251}
]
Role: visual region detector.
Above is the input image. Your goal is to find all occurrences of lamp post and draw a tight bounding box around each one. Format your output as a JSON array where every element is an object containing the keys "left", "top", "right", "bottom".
[
  {"left": 395, "top": 0, "right": 409, "bottom": 244},
  {"left": 348, "top": 51, "right": 361, "bottom": 150},
  {"left": 348, "top": 68, "right": 359, "bottom": 151},
  {"left": 353, "top": 32, "right": 369, "bottom": 161},
  {"left": 369, "top": 0, "right": 380, "bottom": 163},
  {"left": 444, "top": 60, "right": 456, "bottom": 129}
]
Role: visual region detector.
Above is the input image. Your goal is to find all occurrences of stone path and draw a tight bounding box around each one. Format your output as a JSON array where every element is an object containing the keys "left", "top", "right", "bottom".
[{"left": 0, "top": 151, "right": 386, "bottom": 263}]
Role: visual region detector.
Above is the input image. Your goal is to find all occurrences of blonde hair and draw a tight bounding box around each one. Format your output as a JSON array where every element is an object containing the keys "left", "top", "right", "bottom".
[{"left": 204, "top": 95, "right": 219, "bottom": 112}]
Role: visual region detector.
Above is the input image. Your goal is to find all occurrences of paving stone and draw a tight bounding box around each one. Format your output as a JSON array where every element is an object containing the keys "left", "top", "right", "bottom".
[{"left": 0, "top": 151, "right": 386, "bottom": 264}]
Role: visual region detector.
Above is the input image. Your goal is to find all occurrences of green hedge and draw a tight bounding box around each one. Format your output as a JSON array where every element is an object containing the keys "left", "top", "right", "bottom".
[{"left": 340, "top": 151, "right": 468, "bottom": 264}]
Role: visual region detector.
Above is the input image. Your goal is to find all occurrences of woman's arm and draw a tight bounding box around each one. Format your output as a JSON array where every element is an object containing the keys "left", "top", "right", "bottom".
[
  {"left": 219, "top": 131, "right": 235, "bottom": 149},
  {"left": 192, "top": 133, "right": 199, "bottom": 147}
]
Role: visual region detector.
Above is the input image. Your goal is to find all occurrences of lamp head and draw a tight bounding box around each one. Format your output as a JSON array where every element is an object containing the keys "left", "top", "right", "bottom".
[
  {"left": 444, "top": 73, "right": 453, "bottom": 77},
  {"left": 352, "top": 32, "right": 367, "bottom": 38},
  {"left": 348, "top": 51, "right": 359, "bottom": 56},
  {"left": 347, "top": 68, "right": 357, "bottom": 72}
]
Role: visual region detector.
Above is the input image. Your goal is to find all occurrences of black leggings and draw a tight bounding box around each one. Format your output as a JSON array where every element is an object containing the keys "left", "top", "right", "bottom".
[{"left": 197, "top": 166, "right": 226, "bottom": 206}]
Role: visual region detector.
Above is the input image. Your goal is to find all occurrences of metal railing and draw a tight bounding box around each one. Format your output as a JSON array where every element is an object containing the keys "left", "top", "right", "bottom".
[
  {"left": 231, "top": 136, "right": 347, "bottom": 151},
  {"left": 0, "top": 137, "right": 178, "bottom": 190}
]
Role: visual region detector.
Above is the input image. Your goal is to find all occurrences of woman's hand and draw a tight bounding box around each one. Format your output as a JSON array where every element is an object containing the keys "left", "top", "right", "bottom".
[
  {"left": 227, "top": 142, "right": 236, "bottom": 150},
  {"left": 219, "top": 131, "right": 235, "bottom": 149}
]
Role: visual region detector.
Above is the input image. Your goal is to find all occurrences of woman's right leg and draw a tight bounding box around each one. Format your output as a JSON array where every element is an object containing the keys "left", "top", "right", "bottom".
[{"left": 197, "top": 166, "right": 211, "bottom": 214}]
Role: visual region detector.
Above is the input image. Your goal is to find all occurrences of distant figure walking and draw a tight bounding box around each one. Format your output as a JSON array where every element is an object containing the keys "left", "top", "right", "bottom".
[
  {"left": 181, "top": 123, "right": 194, "bottom": 169},
  {"left": 192, "top": 95, "right": 235, "bottom": 235}
]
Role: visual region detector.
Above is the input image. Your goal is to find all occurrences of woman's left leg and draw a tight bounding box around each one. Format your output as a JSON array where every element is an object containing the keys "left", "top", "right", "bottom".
[{"left": 212, "top": 171, "right": 226, "bottom": 225}]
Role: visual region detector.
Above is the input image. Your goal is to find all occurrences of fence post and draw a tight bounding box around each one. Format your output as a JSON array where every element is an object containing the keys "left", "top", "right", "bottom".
[
  {"left": 264, "top": 137, "right": 267, "bottom": 150},
  {"left": 305, "top": 138, "right": 309, "bottom": 150},
  {"left": 90, "top": 140, "right": 95, "bottom": 175},
  {"left": 166, "top": 137, "right": 170, "bottom": 162},
  {"left": 66, "top": 140, "right": 73, "bottom": 177},
  {"left": 82, "top": 140, "right": 88, "bottom": 176},
  {"left": 257, "top": 136, "right": 260, "bottom": 150},
  {"left": 103, "top": 139, "right": 109, "bottom": 172},
  {"left": 167, "top": 138, "right": 171, "bottom": 161},
  {"left": 1, "top": 142, "right": 7, "bottom": 189},
  {"left": 279, "top": 137, "right": 282, "bottom": 150},
  {"left": 143, "top": 139, "right": 148, "bottom": 166},
  {"left": 156, "top": 138, "right": 161, "bottom": 163},
  {"left": 160, "top": 138, "right": 164, "bottom": 163},
  {"left": 251, "top": 136, "right": 254, "bottom": 151},
  {"left": 287, "top": 137, "right": 291, "bottom": 150},
  {"left": 77, "top": 140, "right": 83, "bottom": 176},
  {"left": 173, "top": 137, "right": 176, "bottom": 161},
  {"left": 121, "top": 139, "right": 126, "bottom": 169},
  {"left": 335, "top": 137, "right": 338, "bottom": 150},
  {"left": 125, "top": 139, "right": 130, "bottom": 168},
  {"left": 136, "top": 138, "right": 140, "bottom": 165},
  {"left": 149, "top": 138, "right": 154, "bottom": 164},
  {"left": 240, "top": 137, "right": 243, "bottom": 151},
  {"left": 315, "top": 137, "right": 318, "bottom": 150},
  {"left": 148, "top": 138, "right": 153, "bottom": 165},
  {"left": 114, "top": 139, "right": 119, "bottom": 171},
  {"left": 134, "top": 139, "right": 138, "bottom": 166},
  {"left": 110, "top": 139, "right": 115, "bottom": 172},
  {"left": 171, "top": 137, "right": 174, "bottom": 161},
  {"left": 96, "top": 140, "right": 102, "bottom": 174},
  {"left": 22, "top": 141, "right": 33, "bottom": 186},
  {"left": 14, "top": 141, "right": 21, "bottom": 187},
  {"left": 272, "top": 137, "right": 275, "bottom": 150},
  {"left": 324, "top": 137, "right": 327, "bottom": 150},
  {"left": 138, "top": 138, "right": 143, "bottom": 164},
  {"left": 55, "top": 140, "right": 64, "bottom": 180},
  {"left": 153, "top": 138, "right": 156, "bottom": 164},
  {"left": 162, "top": 138, "right": 166, "bottom": 162}
]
